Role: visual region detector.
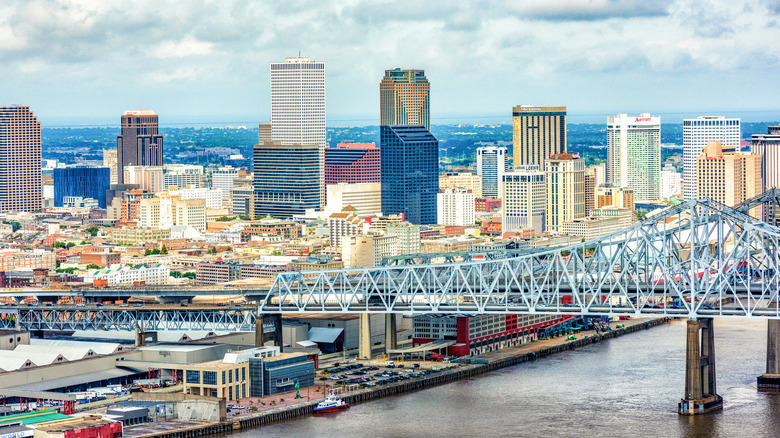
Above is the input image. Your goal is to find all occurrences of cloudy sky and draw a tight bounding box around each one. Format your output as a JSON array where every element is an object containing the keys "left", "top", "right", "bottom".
[{"left": 2, "top": 0, "right": 779, "bottom": 126}]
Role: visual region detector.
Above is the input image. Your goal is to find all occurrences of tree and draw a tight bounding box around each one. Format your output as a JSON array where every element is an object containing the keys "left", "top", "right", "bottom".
[
  {"left": 170, "top": 271, "right": 183, "bottom": 278},
  {"left": 144, "top": 249, "right": 152, "bottom": 256},
  {"left": 86, "top": 226, "right": 99, "bottom": 237},
  {"left": 183, "top": 272, "right": 196, "bottom": 280},
  {"left": 85, "top": 264, "right": 100, "bottom": 270},
  {"left": 66, "top": 242, "right": 75, "bottom": 248},
  {"left": 3, "top": 221, "right": 20, "bottom": 232},
  {"left": 160, "top": 245, "right": 168, "bottom": 255}
]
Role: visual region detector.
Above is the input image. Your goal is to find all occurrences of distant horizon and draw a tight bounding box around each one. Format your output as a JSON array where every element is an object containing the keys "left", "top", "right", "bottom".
[{"left": 37, "top": 109, "right": 780, "bottom": 129}]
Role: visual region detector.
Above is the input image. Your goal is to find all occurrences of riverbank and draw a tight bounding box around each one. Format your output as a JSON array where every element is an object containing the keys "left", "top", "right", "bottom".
[{"left": 133, "top": 317, "right": 670, "bottom": 438}]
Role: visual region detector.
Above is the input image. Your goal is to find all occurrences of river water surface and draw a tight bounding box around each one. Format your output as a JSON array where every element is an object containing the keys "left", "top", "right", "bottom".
[{"left": 230, "top": 319, "right": 780, "bottom": 437}]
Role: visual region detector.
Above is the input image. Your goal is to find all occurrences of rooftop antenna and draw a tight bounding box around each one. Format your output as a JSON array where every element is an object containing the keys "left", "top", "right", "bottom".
[{"left": 299, "top": 50, "right": 301, "bottom": 57}]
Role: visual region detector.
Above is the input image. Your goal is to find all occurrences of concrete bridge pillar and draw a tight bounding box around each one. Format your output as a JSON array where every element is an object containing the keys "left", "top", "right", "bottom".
[
  {"left": 679, "top": 318, "right": 722, "bottom": 415},
  {"left": 757, "top": 319, "right": 780, "bottom": 391},
  {"left": 254, "top": 312, "right": 265, "bottom": 348},
  {"left": 272, "top": 314, "right": 283, "bottom": 352},
  {"left": 359, "top": 314, "right": 372, "bottom": 360},
  {"left": 385, "top": 314, "right": 397, "bottom": 352}
]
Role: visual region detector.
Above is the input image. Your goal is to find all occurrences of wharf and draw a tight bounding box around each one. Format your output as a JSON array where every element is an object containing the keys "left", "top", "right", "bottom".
[{"left": 129, "top": 317, "right": 670, "bottom": 437}]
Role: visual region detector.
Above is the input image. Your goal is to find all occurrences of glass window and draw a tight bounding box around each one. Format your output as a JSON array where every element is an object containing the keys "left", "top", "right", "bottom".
[
  {"left": 222, "top": 371, "right": 226, "bottom": 384},
  {"left": 186, "top": 370, "right": 200, "bottom": 384},
  {"left": 203, "top": 371, "right": 217, "bottom": 386}
]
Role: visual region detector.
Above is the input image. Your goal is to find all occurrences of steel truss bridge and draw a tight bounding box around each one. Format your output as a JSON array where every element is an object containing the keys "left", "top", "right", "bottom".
[{"left": 260, "top": 196, "right": 780, "bottom": 319}]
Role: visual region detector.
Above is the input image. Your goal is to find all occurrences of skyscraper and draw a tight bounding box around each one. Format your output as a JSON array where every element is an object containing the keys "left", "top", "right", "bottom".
[
  {"left": 545, "top": 153, "right": 585, "bottom": 231},
  {"left": 253, "top": 141, "right": 320, "bottom": 218},
  {"left": 513, "top": 105, "right": 567, "bottom": 168},
  {"left": 437, "top": 187, "right": 475, "bottom": 226},
  {"left": 682, "top": 116, "right": 740, "bottom": 200},
  {"left": 270, "top": 57, "right": 326, "bottom": 208},
  {"left": 53, "top": 166, "right": 110, "bottom": 208},
  {"left": 606, "top": 113, "right": 661, "bottom": 201},
  {"left": 103, "top": 149, "right": 118, "bottom": 185},
  {"left": 751, "top": 125, "right": 780, "bottom": 190},
  {"left": 380, "top": 125, "right": 438, "bottom": 225},
  {"left": 476, "top": 146, "right": 510, "bottom": 198},
  {"left": 0, "top": 106, "right": 42, "bottom": 212},
  {"left": 502, "top": 165, "right": 545, "bottom": 235},
  {"left": 325, "top": 143, "right": 380, "bottom": 185},
  {"left": 696, "top": 141, "right": 761, "bottom": 217},
  {"left": 116, "top": 110, "right": 163, "bottom": 185},
  {"left": 380, "top": 69, "right": 430, "bottom": 131}
]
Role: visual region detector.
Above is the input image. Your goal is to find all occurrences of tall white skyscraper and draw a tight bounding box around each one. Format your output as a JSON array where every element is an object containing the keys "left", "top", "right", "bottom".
[
  {"left": 502, "top": 165, "right": 545, "bottom": 235},
  {"left": 606, "top": 114, "right": 661, "bottom": 201},
  {"left": 270, "top": 57, "right": 326, "bottom": 208},
  {"left": 476, "top": 146, "right": 510, "bottom": 198},
  {"left": 682, "top": 116, "right": 740, "bottom": 200},
  {"left": 437, "top": 187, "right": 475, "bottom": 226}
]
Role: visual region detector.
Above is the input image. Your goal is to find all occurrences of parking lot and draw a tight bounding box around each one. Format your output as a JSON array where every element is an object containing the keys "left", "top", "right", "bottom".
[{"left": 318, "top": 360, "right": 454, "bottom": 388}]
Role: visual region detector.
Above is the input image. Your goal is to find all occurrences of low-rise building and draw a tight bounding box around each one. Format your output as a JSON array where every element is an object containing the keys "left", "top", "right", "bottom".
[
  {"left": 556, "top": 216, "right": 624, "bottom": 240},
  {"left": 88, "top": 264, "right": 170, "bottom": 286},
  {"left": 184, "top": 359, "right": 249, "bottom": 401},
  {"left": 342, "top": 233, "right": 398, "bottom": 268},
  {"left": 196, "top": 261, "right": 241, "bottom": 285},
  {"left": 0, "top": 251, "right": 56, "bottom": 271},
  {"left": 109, "top": 228, "right": 171, "bottom": 244}
]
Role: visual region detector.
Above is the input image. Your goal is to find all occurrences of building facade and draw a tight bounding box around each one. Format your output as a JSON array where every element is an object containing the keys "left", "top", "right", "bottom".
[
  {"left": 696, "top": 141, "right": 761, "bottom": 212},
  {"left": 502, "top": 165, "right": 545, "bottom": 235},
  {"left": 751, "top": 125, "right": 780, "bottom": 190},
  {"left": 380, "top": 69, "right": 430, "bottom": 131},
  {"left": 253, "top": 141, "right": 320, "bottom": 219},
  {"left": 53, "top": 166, "right": 111, "bottom": 208},
  {"left": 439, "top": 172, "right": 482, "bottom": 198},
  {"left": 212, "top": 167, "right": 239, "bottom": 200},
  {"left": 342, "top": 233, "right": 398, "bottom": 268},
  {"left": 103, "top": 149, "right": 118, "bottom": 185},
  {"left": 682, "top": 116, "right": 740, "bottom": 200},
  {"left": 380, "top": 125, "right": 438, "bottom": 225},
  {"left": 117, "top": 110, "right": 163, "bottom": 185},
  {"left": 596, "top": 184, "right": 635, "bottom": 212},
  {"left": 324, "top": 143, "right": 380, "bottom": 185},
  {"left": 660, "top": 165, "right": 682, "bottom": 199},
  {"left": 271, "top": 57, "right": 326, "bottom": 208},
  {"left": 512, "top": 105, "right": 567, "bottom": 168},
  {"left": 164, "top": 164, "right": 203, "bottom": 189},
  {"left": 385, "top": 223, "right": 422, "bottom": 255},
  {"left": 476, "top": 146, "right": 510, "bottom": 198},
  {"left": 325, "top": 183, "right": 382, "bottom": 217},
  {"left": 606, "top": 113, "right": 661, "bottom": 201},
  {"left": 0, "top": 106, "right": 42, "bottom": 212},
  {"left": 437, "top": 188, "right": 475, "bottom": 226},
  {"left": 545, "top": 154, "right": 585, "bottom": 231},
  {"left": 124, "top": 166, "right": 164, "bottom": 193}
]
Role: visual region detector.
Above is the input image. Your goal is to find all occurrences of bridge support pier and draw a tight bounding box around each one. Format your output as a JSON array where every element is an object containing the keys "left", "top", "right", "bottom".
[
  {"left": 758, "top": 319, "right": 780, "bottom": 391},
  {"left": 679, "top": 318, "right": 722, "bottom": 415},
  {"left": 272, "top": 314, "right": 283, "bottom": 352},
  {"left": 359, "top": 314, "right": 371, "bottom": 360},
  {"left": 254, "top": 313, "right": 265, "bottom": 348},
  {"left": 385, "top": 314, "right": 397, "bottom": 353}
]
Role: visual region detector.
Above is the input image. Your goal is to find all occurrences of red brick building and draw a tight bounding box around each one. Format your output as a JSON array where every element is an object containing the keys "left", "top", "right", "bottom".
[
  {"left": 475, "top": 198, "right": 502, "bottom": 212},
  {"left": 324, "top": 143, "right": 380, "bottom": 185}
]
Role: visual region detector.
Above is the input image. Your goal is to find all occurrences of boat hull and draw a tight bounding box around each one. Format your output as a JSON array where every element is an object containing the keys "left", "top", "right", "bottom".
[{"left": 313, "top": 404, "right": 350, "bottom": 414}]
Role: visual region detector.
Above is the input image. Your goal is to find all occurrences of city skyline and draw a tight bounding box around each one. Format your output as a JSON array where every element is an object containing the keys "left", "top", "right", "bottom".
[{"left": 1, "top": 1, "right": 779, "bottom": 126}]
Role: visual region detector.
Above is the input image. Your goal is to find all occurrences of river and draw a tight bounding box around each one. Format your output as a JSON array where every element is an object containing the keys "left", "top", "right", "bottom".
[{"left": 230, "top": 318, "right": 779, "bottom": 437}]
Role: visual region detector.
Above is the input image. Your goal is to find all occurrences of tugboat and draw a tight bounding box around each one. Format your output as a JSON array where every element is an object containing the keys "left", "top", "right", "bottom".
[{"left": 313, "top": 394, "right": 350, "bottom": 414}]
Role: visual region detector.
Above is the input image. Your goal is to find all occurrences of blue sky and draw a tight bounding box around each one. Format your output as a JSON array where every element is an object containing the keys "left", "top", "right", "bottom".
[{"left": 2, "top": 0, "right": 779, "bottom": 126}]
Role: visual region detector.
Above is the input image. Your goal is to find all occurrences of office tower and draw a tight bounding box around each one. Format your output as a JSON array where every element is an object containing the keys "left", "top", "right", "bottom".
[
  {"left": 231, "top": 185, "right": 255, "bottom": 219},
  {"left": 584, "top": 173, "right": 595, "bottom": 216},
  {"left": 513, "top": 105, "right": 567, "bottom": 168},
  {"left": 751, "top": 125, "right": 780, "bottom": 190},
  {"left": 212, "top": 166, "right": 239, "bottom": 199},
  {"left": 477, "top": 146, "right": 510, "bottom": 198},
  {"left": 253, "top": 141, "right": 320, "bottom": 218},
  {"left": 545, "top": 154, "right": 585, "bottom": 231},
  {"left": 696, "top": 141, "right": 761, "bottom": 214},
  {"left": 270, "top": 57, "right": 326, "bottom": 208},
  {"left": 53, "top": 166, "right": 111, "bottom": 208},
  {"left": 325, "top": 183, "right": 382, "bottom": 217},
  {"left": 596, "top": 184, "right": 635, "bottom": 211},
  {"left": 164, "top": 164, "right": 203, "bottom": 189},
  {"left": 124, "top": 166, "right": 164, "bottom": 193},
  {"left": 502, "top": 165, "right": 545, "bottom": 235},
  {"left": 103, "top": 149, "right": 118, "bottom": 185},
  {"left": 116, "top": 110, "right": 163, "bottom": 185},
  {"left": 385, "top": 223, "right": 422, "bottom": 255},
  {"left": 380, "top": 69, "right": 430, "bottom": 131},
  {"left": 324, "top": 143, "right": 380, "bottom": 185},
  {"left": 0, "top": 106, "right": 42, "bottom": 212},
  {"left": 258, "top": 122, "right": 272, "bottom": 143},
  {"left": 660, "top": 165, "right": 682, "bottom": 199},
  {"left": 682, "top": 116, "right": 740, "bottom": 200},
  {"left": 380, "top": 125, "right": 439, "bottom": 225},
  {"left": 439, "top": 172, "right": 482, "bottom": 198},
  {"left": 606, "top": 113, "right": 661, "bottom": 201},
  {"left": 437, "top": 188, "right": 475, "bottom": 226}
]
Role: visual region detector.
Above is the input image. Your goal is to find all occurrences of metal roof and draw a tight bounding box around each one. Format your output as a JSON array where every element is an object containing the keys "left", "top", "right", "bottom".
[
  {"left": 14, "top": 344, "right": 95, "bottom": 361},
  {"left": 6, "top": 367, "right": 145, "bottom": 392},
  {"left": 308, "top": 327, "right": 343, "bottom": 344},
  {"left": 388, "top": 340, "right": 456, "bottom": 354},
  {"left": 30, "top": 339, "right": 124, "bottom": 355},
  {"left": 0, "top": 409, "right": 71, "bottom": 426}
]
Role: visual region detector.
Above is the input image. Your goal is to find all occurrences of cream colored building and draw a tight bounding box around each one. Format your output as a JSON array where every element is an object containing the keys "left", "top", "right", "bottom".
[
  {"left": 556, "top": 216, "right": 624, "bottom": 241},
  {"left": 124, "top": 166, "right": 164, "bottom": 193},
  {"left": 385, "top": 223, "right": 421, "bottom": 255},
  {"left": 328, "top": 211, "right": 368, "bottom": 247},
  {"left": 175, "top": 198, "right": 207, "bottom": 231},
  {"left": 590, "top": 207, "right": 633, "bottom": 229},
  {"left": 513, "top": 105, "right": 567, "bottom": 168},
  {"left": 103, "top": 149, "right": 118, "bottom": 185},
  {"left": 696, "top": 141, "right": 762, "bottom": 216},
  {"left": 342, "top": 233, "right": 398, "bottom": 268},
  {"left": 439, "top": 172, "right": 482, "bottom": 198},
  {"left": 109, "top": 227, "right": 171, "bottom": 244},
  {"left": 139, "top": 194, "right": 207, "bottom": 231},
  {"left": 325, "top": 183, "right": 382, "bottom": 217},
  {"left": 503, "top": 165, "right": 546, "bottom": 235},
  {"left": 437, "top": 187, "right": 475, "bottom": 226},
  {"left": 545, "top": 154, "right": 585, "bottom": 231},
  {"left": 596, "top": 184, "right": 635, "bottom": 211},
  {"left": 184, "top": 359, "right": 249, "bottom": 401}
]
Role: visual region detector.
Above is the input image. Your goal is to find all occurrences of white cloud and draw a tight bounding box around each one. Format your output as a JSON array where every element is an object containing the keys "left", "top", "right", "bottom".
[{"left": 155, "top": 36, "right": 214, "bottom": 59}]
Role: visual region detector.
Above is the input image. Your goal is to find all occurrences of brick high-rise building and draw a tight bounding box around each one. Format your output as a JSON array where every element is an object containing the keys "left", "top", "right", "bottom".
[
  {"left": 324, "top": 143, "right": 380, "bottom": 185},
  {"left": 0, "top": 106, "right": 42, "bottom": 212},
  {"left": 380, "top": 69, "right": 430, "bottom": 131},
  {"left": 513, "top": 105, "right": 567, "bottom": 169},
  {"left": 545, "top": 153, "right": 585, "bottom": 231},
  {"left": 696, "top": 141, "right": 761, "bottom": 217},
  {"left": 117, "top": 110, "right": 163, "bottom": 184},
  {"left": 682, "top": 116, "right": 740, "bottom": 200}
]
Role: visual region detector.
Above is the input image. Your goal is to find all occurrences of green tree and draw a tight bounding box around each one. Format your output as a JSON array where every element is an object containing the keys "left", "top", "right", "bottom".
[
  {"left": 86, "top": 226, "right": 99, "bottom": 237},
  {"left": 85, "top": 264, "right": 100, "bottom": 270},
  {"left": 3, "top": 221, "right": 21, "bottom": 232},
  {"left": 160, "top": 245, "right": 168, "bottom": 255},
  {"left": 144, "top": 249, "right": 152, "bottom": 256},
  {"left": 170, "top": 271, "right": 183, "bottom": 278},
  {"left": 183, "top": 272, "right": 196, "bottom": 280},
  {"left": 66, "top": 242, "right": 75, "bottom": 248}
]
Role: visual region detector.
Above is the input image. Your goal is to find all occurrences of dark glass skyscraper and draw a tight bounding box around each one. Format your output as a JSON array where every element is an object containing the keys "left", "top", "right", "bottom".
[
  {"left": 53, "top": 166, "right": 111, "bottom": 208},
  {"left": 380, "top": 125, "right": 438, "bottom": 224},
  {"left": 253, "top": 141, "right": 320, "bottom": 219},
  {"left": 117, "top": 110, "right": 163, "bottom": 184}
]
